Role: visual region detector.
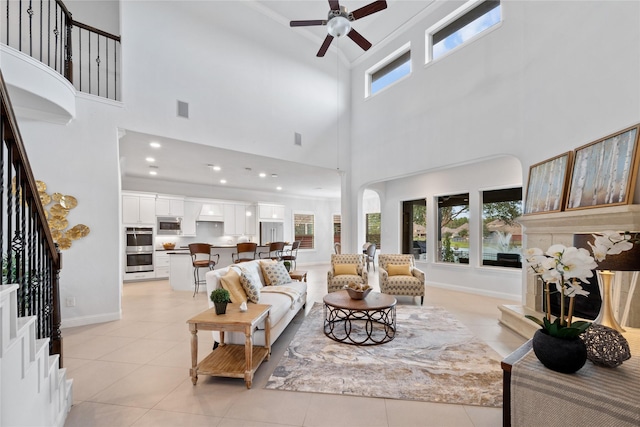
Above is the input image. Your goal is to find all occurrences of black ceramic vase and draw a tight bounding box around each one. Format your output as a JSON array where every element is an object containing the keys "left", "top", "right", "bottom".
[
  {"left": 532, "top": 329, "right": 587, "bottom": 374},
  {"left": 214, "top": 302, "right": 228, "bottom": 315}
]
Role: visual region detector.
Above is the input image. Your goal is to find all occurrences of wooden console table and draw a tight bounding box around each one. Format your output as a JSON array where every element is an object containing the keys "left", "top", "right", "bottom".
[
  {"left": 502, "top": 330, "right": 639, "bottom": 427},
  {"left": 187, "top": 303, "right": 271, "bottom": 389}
]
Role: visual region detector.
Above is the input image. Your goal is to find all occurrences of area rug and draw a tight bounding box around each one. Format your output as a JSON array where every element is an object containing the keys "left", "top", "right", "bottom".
[{"left": 265, "top": 302, "right": 503, "bottom": 407}]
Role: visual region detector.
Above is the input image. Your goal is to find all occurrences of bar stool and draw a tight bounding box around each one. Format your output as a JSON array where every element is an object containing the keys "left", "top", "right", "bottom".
[
  {"left": 258, "top": 242, "right": 285, "bottom": 260},
  {"left": 232, "top": 242, "right": 258, "bottom": 264},
  {"left": 189, "top": 243, "right": 220, "bottom": 297}
]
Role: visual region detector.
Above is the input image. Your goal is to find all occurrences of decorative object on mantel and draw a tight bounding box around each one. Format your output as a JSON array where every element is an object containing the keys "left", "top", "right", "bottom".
[
  {"left": 524, "top": 231, "right": 637, "bottom": 373},
  {"left": 573, "top": 231, "right": 640, "bottom": 332},
  {"left": 581, "top": 324, "right": 631, "bottom": 368},
  {"left": 210, "top": 288, "right": 230, "bottom": 315},
  {"left": 566, "top": 124, "right": 640, "bottom": 211}
]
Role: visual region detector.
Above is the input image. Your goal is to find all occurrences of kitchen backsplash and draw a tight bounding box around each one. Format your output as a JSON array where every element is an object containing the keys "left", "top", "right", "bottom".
[{"left": 154, "top": 221, "right": 257, "bottom": 249}]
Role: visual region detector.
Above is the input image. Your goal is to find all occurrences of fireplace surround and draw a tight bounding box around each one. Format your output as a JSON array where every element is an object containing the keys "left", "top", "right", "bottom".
[{"left": 498, "top": 204, "right": 640, "bottom": 337}]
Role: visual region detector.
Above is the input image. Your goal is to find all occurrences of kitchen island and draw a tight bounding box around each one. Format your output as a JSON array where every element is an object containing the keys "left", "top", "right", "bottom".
[{"left": 167, "top": 245, "right": 269, "bottom": 293}]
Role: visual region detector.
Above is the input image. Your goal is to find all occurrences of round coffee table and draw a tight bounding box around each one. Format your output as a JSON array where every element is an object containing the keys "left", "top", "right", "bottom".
[{"left": 323, "top": 290, "right": 396, "bottom": 346}]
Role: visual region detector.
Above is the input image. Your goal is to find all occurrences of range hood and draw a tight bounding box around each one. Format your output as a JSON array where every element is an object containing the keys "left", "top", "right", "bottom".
[{"left": 197, "top": 204, "right": 223, "bottom": 222}]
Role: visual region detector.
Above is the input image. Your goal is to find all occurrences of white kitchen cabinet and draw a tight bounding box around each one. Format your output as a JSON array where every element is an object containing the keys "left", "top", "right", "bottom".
[
  {"left": 258, "top": 203, "right": 285, "bottom": 221},
  {"left": 156, "top": 197, "right": 184, "bottom": 217},
  {"left": 245, "top": 205, "right": 257, "bottom": 235},
  {"left": 155, "top": 252, "right": 170, "bottom": 278},
  {"left": 182, "top": 201, "right": 202, "bottom": 236},
  {"left": 122, "top": 193, "right": 156, "bottom": 225},
  {"left": 224, "top": 204, "right": 253, "bottom": 235}
]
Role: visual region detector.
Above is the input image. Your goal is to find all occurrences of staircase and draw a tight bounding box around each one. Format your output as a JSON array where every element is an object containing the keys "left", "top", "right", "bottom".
[{"left": 1, "top": 284, "right": 72, "bottom": 427}]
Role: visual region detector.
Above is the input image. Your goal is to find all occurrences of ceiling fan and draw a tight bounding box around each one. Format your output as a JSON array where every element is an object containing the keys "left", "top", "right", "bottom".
[{"left": 290, "top": 0, "right": 388, "bottom": 57}]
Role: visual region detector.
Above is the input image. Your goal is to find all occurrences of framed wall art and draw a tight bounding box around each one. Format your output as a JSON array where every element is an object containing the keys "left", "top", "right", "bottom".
[
  {"left": 566, "top": 124, "right": 640, "bottom": 210},
  {"left": 524, "top": 152, "right": 572, "bottom": 215}
]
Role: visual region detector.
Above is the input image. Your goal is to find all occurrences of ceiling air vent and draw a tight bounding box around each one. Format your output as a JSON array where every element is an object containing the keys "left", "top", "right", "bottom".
[{"left": 177, "top": 100, "right": 189, "bottom": 118}]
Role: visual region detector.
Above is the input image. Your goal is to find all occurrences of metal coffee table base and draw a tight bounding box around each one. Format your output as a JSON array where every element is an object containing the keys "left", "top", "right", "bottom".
[{"left": 323, "top": 303, "right": 396, "bottom": 346}]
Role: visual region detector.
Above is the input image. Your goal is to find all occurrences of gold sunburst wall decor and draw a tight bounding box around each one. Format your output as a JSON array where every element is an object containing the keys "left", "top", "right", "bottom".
[{"left": 36, "top": 180, "right": 90, "bottom": 250}]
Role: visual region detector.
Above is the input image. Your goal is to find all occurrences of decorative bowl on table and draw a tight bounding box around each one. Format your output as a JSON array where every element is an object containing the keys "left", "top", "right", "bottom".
[
  {"left": 162, "top": 242, "right": 175, "bottom": 250},
  {"left": 344, "top": 283, "right": 372, "bottom": 300}
]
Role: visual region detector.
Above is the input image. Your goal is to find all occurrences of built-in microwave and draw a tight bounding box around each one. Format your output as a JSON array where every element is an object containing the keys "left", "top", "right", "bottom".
[{"left": 157, "top": 217, "right": 182, "bottom": 235}]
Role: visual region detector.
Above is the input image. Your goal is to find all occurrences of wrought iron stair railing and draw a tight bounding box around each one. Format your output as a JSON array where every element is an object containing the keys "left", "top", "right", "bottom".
[
  {"left": 2, "top": 0, "right": 121, "bottom": 101},
  {"left": 0, "top": 69, "right": 63, "bottom": 364}
]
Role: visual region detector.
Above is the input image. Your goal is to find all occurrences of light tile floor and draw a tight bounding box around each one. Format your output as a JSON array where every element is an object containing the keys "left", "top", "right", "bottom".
[{"left": 63, "top": 263, "right": 527, "bottom": 427}]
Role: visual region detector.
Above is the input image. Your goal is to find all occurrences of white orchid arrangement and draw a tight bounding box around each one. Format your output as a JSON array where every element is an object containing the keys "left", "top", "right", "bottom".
[{"left": 524, "top": 231, "right": 636, "bottom": 338}]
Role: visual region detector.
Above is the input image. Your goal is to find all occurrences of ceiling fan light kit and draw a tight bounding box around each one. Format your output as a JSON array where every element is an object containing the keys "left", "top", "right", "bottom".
[{"left": 290, "top": 0, "right": 387, "bottom": 57}]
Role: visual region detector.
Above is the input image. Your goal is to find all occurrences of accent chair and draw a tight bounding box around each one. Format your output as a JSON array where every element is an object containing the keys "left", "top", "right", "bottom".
[
  {"left": 378, "top": 254, "right": 425, "bottom": 304},
  {"left": 327, "top": 253, "right": 367, "bottom": 293}
]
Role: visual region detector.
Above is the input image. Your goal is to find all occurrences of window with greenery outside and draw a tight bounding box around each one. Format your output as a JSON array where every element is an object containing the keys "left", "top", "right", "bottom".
[
  {"left": 482, "top": 188, "right": 522, "bottom": 268},
  {"left": 294, "top": 213, "right": 314, "bottom": 249},
  {"left": 366, "top": 213, "right": 381, "bottom": 250},
  {"left": 438, "top": 194, "right": 469, "bottom": 263}
]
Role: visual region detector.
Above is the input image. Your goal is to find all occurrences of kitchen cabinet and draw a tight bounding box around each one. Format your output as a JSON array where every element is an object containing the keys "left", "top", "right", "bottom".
[
  {"left": 122, "top": 193, "right": 156, "bottom": 225},
  {"left": 245, "top": 205, "right": 257, "bottom": 235},
  {"left": 258, "top": 203, "right": 285, "bottom": 221},
  {"left": 156, "top": 196, "right": 184, "bottom": 217},
  {"left": 182, "top": 201, "right": 202, "bottom": 236},
  {"left": 155, "top": 252, "right": 170, "bottom": 278},
  {"left": 224, "top": 204, "right": 254, "bottom": 235}
]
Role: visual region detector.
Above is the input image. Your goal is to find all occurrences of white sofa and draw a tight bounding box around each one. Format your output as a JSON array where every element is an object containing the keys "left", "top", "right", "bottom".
[{"left": 205, "top": 260, "right": 307, "bottom": 347}]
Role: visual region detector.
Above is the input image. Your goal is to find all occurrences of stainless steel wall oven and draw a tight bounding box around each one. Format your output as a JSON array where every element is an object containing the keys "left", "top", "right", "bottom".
[{"left": 125, "top": 227, "right": 154, "bottom": 273}]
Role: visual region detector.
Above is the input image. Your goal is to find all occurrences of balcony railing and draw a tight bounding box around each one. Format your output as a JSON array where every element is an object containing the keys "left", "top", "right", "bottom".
[
  {"left": 0, "top": 69, "right": 63, "bottom": 363},
  {"left": 2, "top": 0, "right": 121, "bottom": 101}
]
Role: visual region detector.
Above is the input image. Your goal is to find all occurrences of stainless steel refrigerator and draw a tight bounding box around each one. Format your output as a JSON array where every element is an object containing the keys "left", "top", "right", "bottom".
[{"left": 260, "top": 222, "right": 284, "bottom": 245}]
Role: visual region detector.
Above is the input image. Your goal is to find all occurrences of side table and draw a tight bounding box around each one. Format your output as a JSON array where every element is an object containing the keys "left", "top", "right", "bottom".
[
  {"left": 288, "top": 270, "right": 307, "bottom": 282},
  {"left": 187, "top": 303, "right": 271, "bottom": 389}
]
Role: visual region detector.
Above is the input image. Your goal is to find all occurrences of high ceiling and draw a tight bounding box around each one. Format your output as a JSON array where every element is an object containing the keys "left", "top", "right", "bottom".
[{"left": 119, "top": 1, "right": 438, "bottom": 199}]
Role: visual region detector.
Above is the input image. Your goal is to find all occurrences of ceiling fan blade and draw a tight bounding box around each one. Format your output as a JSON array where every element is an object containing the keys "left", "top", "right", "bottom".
[
  {"left": 347, "top": 28, "right": 372, "bottom": 51},
  {"left": 328, "top": 0, "right": 340, "bottom": 11},
  {"left": 290, "top": 19, "right": 327, "bottom": 27},
  {"left": 350, "top": 0, "right": 387, "bottom": 21},
  {"left": 317, "top": 35, "right": 334, "bottom": 57}
]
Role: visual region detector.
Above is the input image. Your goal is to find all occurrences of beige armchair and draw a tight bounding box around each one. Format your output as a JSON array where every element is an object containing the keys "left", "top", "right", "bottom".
[
  {"left": 378, "top": 254, "right": 425, "bottom": 305},
  {"left": 327, "top": 254, "right": 368, "bottom": 293}
]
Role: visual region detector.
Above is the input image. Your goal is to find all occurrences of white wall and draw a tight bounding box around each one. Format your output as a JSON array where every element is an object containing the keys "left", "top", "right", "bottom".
[
  {"left": 17, "top": 95, "right": 124, "bottom": 327},
  {"left": 118, "top": 1, "right": 351, "bottom": 172},
  {"left": 347, "top": 1, "right": 640, "bottom": 298}
]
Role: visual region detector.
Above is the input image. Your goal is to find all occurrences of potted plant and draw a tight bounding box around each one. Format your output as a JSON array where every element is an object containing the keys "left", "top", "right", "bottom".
[
  {"left": 524, "top": 231, "right": 636, "bottom": 373},
  {"left": 210, "top": 288, "right": 231, "bottom": 315}
]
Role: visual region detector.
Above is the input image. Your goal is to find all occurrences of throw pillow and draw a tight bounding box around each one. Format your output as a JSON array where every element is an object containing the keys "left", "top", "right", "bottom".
[
  {"left": 334, "top": 263, "right": 358, "bottom": 275},
  {"left": 219, "top": 268, "right": 247, "bottom": 304},
  {"left": 259, "top": 259, "right": 278, "bottom": 286},
  {"left": 261, "top": 261, "right": 292, "bottom": 286},
  {"left": 238, "top": 266, "right": 261, "bottom": 303},
  {"left": 387, "top": 263, "right": 412, "bottom": 276}
]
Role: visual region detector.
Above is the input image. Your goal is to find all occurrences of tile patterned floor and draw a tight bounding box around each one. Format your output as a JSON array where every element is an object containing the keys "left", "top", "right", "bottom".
[{"left": 63, "top": 263, "right": 527, "bottom": 427}]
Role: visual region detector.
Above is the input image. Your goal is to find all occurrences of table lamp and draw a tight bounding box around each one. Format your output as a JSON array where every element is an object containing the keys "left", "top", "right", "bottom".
[{"left": 574, "top": 233, "right": 640, "bottom": 332}]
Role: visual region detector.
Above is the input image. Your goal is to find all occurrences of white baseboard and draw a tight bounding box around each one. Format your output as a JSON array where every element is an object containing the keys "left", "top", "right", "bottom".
[
  {"left": 61, "top": 311, "right": 122, "bottom": 329},
  {"left": 426, "top": 281, "right": 521, "bottom": 302}
]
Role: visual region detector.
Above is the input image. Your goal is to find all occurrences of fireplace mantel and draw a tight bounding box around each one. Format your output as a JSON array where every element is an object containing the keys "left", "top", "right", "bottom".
[{"left": 499, "top": 204, "right": 640, "bottom": 338}]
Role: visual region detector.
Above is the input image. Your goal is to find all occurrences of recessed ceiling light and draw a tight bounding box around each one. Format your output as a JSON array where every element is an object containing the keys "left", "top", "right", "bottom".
[
  {"left": 259, "top": 172, "right": 266, "bottom": 178},
  {"left": 145, "top": 157, "right": 155, "bottom": 162},
  {"left": 276, "top": 186, "right": 282, "bottom": 191},
  {"left": 212, "top": 165, "right": 221, "bottom": 171},
  {"left": 220, "top": 179, "right": 227, "bottom": 184},
  {"left": 149, "top": 171, "right": 157, "bottom": 175},
  {"left": 149, "top": 142, "right": 161, "bottom": 148}
]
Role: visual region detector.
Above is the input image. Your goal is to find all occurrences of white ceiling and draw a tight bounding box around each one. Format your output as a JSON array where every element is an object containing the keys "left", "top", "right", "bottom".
[{"left": 118, "top": 1, "right": 437, "bottom": 199}]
